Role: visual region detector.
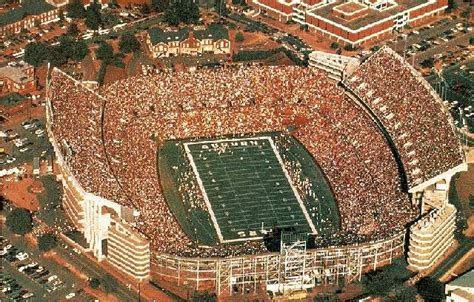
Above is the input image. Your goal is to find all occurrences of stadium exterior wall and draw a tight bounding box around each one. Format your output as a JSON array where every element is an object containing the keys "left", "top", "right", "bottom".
[
  {"left": 44, "top": 93, "right": 151, "bottom": 282},
  {"left": 152, "top": 233, "right": 406, "bottom": 296}
]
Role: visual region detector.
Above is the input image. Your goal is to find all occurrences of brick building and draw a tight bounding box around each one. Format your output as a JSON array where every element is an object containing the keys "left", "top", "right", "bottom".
[
  {"left": 0, "top": 0, "right": 60, "bottom": 37},
  {"left": 146, "top": 24, "right": 231, "bottom": 58},
  {"left": 249, "top": 0, "right": 448, "bottom": 46},
  {"left": 0, "top": 61, "right": 36, "bottom": 95}
]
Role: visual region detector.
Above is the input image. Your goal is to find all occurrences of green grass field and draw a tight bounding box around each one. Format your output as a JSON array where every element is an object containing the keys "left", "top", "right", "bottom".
[{"left": 158, "top": 133, "right": 339, "bottom": 245}]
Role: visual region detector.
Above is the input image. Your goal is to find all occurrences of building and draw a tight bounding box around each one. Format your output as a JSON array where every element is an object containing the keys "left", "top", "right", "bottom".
[
  {"left": 445, "top": 269, "right": 474, "bottom": 302},
  {"left": 0, "top": 62, "right": 36, "bottom": 95},
  {"left": 308, "top": 51, "right": 360, "bottom": 80},
  {"left": 146, "top": 24, "right": 231, "bottom": 58},
  {"left": 407, "top": 202, "right": 456, "bottom": 271},
  {"left": 0, "top": 0, "right": 60, "bottom": 37},
  {"left": 248, "top": 0, "right": 448, "bottom": 46}
]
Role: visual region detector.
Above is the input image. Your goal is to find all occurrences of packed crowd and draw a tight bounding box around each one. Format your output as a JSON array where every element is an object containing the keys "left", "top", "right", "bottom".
[
  {"left": 345, "top": 46, "right": 464, "bottom": 188},
  {"left": 47, "top": 59, "right": 460, "bottom": 257}
]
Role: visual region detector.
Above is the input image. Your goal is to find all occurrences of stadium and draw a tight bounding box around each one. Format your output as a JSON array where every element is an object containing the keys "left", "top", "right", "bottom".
[{"left": 45, "top": 47, "right": 466, "bottom": 297}]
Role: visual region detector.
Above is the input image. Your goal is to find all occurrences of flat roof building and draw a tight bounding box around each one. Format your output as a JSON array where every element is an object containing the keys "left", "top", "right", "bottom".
[{"left": 249, "top": 0, "right": 448, "bottom": 46}]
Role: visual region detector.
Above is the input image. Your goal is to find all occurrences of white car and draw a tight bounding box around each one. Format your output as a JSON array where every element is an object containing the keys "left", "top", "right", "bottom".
[
  {"left": 22, "top": 122, "right": 35, "bottom": 130},
  {"left": 47, "top": 275, "right": 58, "bottom": 282},
  {"left": 35, "top": 129, "right": 45, "bottom": 137},
  {"left": 65, "top": 292, "right": 76, "bottom": 300},
  {"left": 22, "top": 292, "right": 34, "bottom": 299},
  {"left": 19, "top": 147, "right": 30, "bottom": 153},
  {"left": 16, "top": 252, "right": 29, "bottom": 261}
]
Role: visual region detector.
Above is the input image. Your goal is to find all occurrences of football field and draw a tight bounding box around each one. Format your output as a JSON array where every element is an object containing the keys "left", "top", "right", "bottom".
[{"left": 184, "top": 137, "right": 316, "bottom": 242}]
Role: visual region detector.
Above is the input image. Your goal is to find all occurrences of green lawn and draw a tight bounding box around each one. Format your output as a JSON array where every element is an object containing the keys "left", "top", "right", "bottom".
[
  {"left": 37, "top": 175, "right": 70, "bottom": 231},
  {"left": 158, "top": 132, "right": 339, "bottom": 245}
]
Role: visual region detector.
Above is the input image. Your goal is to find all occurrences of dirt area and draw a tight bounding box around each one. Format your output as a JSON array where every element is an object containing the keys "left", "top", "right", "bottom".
[
  {"left": 45, "top": 252, "right": 89, "bottom": 281},
  {"left": 83, "top": 287, "right": 122, "bottom": 302},
  {"left": 2, "top": 106, "right": 45, "bottom": 127},
  {"left": 264, "top": 52, "right": 294, "bottom": 66},
  {"left": 2, "top": 164, "right": 41, "bottom": 212},
  {"left": 229, "top": 29, "right": 279, "bottom": 52},
  {"left": 81, "top": 54, "right": 98, "bottom": 81},
  {"left": 104, "top": 64, "right": 129, "bottom": 84}
]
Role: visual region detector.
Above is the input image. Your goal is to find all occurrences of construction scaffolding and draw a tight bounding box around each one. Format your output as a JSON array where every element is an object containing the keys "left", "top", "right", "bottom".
[{"left": 153, "top": 232, "right": 406, "bottom": 297}]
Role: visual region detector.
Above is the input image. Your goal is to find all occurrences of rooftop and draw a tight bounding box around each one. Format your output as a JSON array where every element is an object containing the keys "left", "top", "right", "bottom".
[
  {"left": 0, "top": 0, "right": 55, "bottom": 26},
  {"left": 309, "top": 0, "right": 428, "bottom": 30},
  {"left": 0, "top": 62, "right": 34, "bottom": 84},
  {"left": 448, "top": 269, "right": 474, "bottom": 289}
]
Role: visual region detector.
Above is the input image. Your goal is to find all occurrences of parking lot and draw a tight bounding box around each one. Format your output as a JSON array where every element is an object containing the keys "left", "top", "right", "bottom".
[
  {"left": 0, "top": 114, "right": 53, "bottom": 170},
  {"left": 1, "top": 230, "right": 92, "bottom": 301},
  {"left": 386, "top": 18, "right": 473, "bottom": 66}
]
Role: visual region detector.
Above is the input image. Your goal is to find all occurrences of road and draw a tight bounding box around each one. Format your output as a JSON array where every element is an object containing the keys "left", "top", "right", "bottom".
[
  {"left": 430, "top": 239, "right": 474, "bottom": 280},
  {"left": 54, "top": 241, "right": 140, "bottom": 302}
]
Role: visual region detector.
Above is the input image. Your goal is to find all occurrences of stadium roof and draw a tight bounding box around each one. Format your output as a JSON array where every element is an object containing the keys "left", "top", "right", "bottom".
[
  {"left": 148, "top": 24, "right": 229, "bottom": 45},
  {"left": 0, "top": 0, "right": 55, "bottom": 26}
]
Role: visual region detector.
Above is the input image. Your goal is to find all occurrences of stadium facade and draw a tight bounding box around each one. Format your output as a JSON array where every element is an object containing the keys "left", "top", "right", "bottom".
[
  {"left": 248, "top": 0, "right": 448, "bottom": 46},
  {"left": 45, "top": 47, "right": 466, "bottom": 297}
]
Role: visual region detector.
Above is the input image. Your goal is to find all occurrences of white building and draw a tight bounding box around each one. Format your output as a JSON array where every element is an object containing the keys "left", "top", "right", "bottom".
[{"left": 445, "top": 269, "right": 474, "bottom": 302}]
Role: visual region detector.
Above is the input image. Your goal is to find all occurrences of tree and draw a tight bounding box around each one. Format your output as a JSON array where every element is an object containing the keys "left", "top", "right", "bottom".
[
  {"left": 420, "top": 58, "right": 435, "bottom": 68},
  {"left": 214, "top": 0, "right": 229, "bottom": 16},
  {"left": 460, "top": 8, "right": 471, "bottom": 19},
  {"left": 390, "top": 285, "right": 417, "bottom": 302},
  {"left": 101, "top": 274, "right": 118, "bottom": 293},
  {"left": 95, "top": 41, "right": 114, "bottom": 63},
  {"left": 362, "top": 258, "right": 413, "bottom": 298},
  {"left": 151, "top": 0, "right": 170, "bottom": 12},
  {"left": 38, "top": 234, "right": 58, "bottom": 252},
  {"left": 67, "top": 0, "right": 86, "bottom": 19},
  {"left": 416, "top": 277, "right": 444, "bottom": 302},
  {"left": 85, "top": 0, "right": 102, "bottom": 30},
  {"left": 67, "top": 23, "right": 79, "bottom": 36},
  {"left": 164, "top": 0, "right": 200, "bottom": 26},
  {"left": 470, "top": 37, "right": 474, "bottom": 45},
  {"left": 6, "top": 208, "right": 33, "bottom": 235},
  {"left": 24, "top": 42, "right": 48, "bottom": 67},
  {"left": 141, "top": 4, "right": 151, "bottom": 15},
  {"left": 101, "top": 10, "right": 120, "bottom": 28},
  {"left": 119, "top": 33, "right": 141, "bottom": 53},
  {"left": 235, "top": 32, "right": 244, "bottom": 43},
  {"left": 164, "top": 7, "right": 180, "bottom": 26},
  {"left": 47, "top": 45, "right": 68, "bottom": 66},
  {"left": 447, "top": 0, "right": 457, "bottom": 11},
  {"left": 89, "top": 278, "right": 100, "bottom": 289},
  {"left": 71, "top": 40, "right": 90, "bottom": 61},
  {"left": 330, "top": 42, "right": 339, "bottom": 49}
]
